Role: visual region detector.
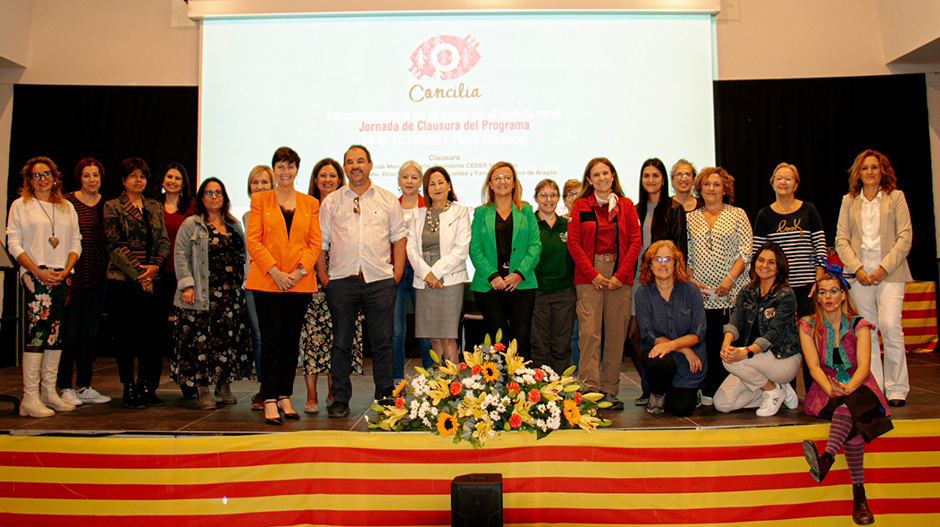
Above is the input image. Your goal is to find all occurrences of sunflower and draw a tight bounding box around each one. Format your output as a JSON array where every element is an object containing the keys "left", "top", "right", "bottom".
[
  {"left": 481, "top": 362, "right": 499, "bottom": 382},
  {"left": 392, "top": 379, "right": 408, "bottom": 397},
  {"left": 436, "top": 412, "right": 459, "bottom": 437},
  {"left": 563, "top": 399, "right": 581, "bottom": 427}
]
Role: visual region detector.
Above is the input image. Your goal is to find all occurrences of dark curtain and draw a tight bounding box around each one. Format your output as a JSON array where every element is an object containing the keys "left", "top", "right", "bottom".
[
  {"left": 2, "top": 85, "right": 197, "bottom": 367},
  {"left": 714, "top": 73, "right": 937, "bottom": 284}
]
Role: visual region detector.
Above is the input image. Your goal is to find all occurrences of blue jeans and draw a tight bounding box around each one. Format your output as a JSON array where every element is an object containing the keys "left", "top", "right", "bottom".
[
  {"left": 244, "top": 289, "right": 262, "bottom": 383},
  {"left": 393, "top": 262, "right": 433, "bottom": 379}
]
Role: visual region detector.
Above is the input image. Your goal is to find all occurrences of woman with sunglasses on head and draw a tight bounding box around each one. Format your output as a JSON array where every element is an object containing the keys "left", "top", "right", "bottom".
[
  {"left": 635, "top": 241, "right": 706, "bottom": 417},
  {"left": 835, "top": 149, "right": 912, "bottom": 407},
  {"left": 800, "top": 268, "right": 892, "bottom": 525},
  {"left": 7, "top": 156, "right": 82, "bottom": 417},
  {"left": 172, "top": 178, "right": 253, "bottom": 410}
]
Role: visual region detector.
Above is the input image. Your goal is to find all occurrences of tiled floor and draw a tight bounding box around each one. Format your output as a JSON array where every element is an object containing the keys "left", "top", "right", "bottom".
[{"left": 1, "top": 352, "right": 937, "bottom": 436}]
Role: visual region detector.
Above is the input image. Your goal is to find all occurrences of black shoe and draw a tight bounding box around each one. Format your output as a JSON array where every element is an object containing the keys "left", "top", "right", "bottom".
[
  {"left": 327, "top": 401, "right": 350, "bottom": 418},
  {"left": 142, "top": 379, "right": 164, "bottom": 406},
  {"left": 277, "top": 397, "right": 300, "bottom": 420},
  {"left": 180, "top": 385, "right": 197, "bottom": 400},
  {"left": 803, "top": 440, "right": 834, "bottom": 483},
  {"left": 123, "top": 382, "right": 147, "bottom": 409},
  {"left": 888, "top": 399, "right": 906, "bottom": 407},
  {"left": 263, "top": 400, "right": 282, "bottom": 426},
  {"left": 852, "top": 483, "right": 875, "bottom": 525},
  {"left": 635, "top": 392, "right": 650, "bottom": 406}
]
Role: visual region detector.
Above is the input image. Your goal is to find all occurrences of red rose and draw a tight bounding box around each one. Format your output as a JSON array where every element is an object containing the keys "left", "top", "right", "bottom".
[
  {"left": 574, "top": 392, "right": 582, "bottom": 404},
  {"left": 493, "top": 343, "right": 506, "bottom": 351},
  {"left": 528, "top": 389, "right": 541, "bottom": 403},
  {"left": 533, "top": 369, "right": 544, "bottom": 382},
  {"left": 449, "top": 381, "right": 462, "bottom": 396},
  {"left": 395, "top": 397, "right": 404, "bottom": 410},
  {"left": 507, "top": 381, "right": 520, "bottom": 394},
  {"left": 471, "top": 364, "right": 482, "bottom": 375},
  {"left": 509, "top": 414, "right": 522, "bottom": 429},
  {"left": 459, "top": 362, "right": 467, "bottom": 370}
]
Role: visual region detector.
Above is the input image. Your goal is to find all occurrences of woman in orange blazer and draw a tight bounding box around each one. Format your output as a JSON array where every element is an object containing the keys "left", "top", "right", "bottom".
[{"left": 246, "top": 147, "right": 321, "bottom": 425}]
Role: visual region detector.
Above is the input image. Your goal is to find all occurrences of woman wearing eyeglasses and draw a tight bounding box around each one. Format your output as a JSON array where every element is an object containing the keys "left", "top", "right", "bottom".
[
  {"left": 670, "top": 159, "right": 701, "bottom": 213},
  {"left": 7, "top": 157, "right": 82, "bottom": 417},
  {"left": 635, "top": 240, "right": 706, "bottom": 416},
  {"left": 246, "top": 147, "right": 322, "bottom": 425},
  {"left": 530, "top": 179, "right": 576, "bottom": 374},
  {"left": 469, "top": 162, "right": 542, "bottom": 360},
  {"left": 714, "top": 242, "right": 800, "bottom": 416}
]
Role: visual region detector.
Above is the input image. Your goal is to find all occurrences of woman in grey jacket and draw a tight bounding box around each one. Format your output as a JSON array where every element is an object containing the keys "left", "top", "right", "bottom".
[{"left": 172, "top": 178, "right": 254, "bottom": 410}]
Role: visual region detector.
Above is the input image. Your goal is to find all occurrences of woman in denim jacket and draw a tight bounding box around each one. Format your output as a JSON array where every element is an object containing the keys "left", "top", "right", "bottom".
[{"left": 714, "top": 242, "right": 801, "bottom": 416}]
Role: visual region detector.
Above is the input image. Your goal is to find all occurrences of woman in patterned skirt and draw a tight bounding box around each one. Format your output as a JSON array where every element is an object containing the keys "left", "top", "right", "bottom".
[
  {"left": 172, "top": 178, "right": 253, "bottom": 409},
  {"left": 300, "top": 158, "right": 363, "bottom": 414}
]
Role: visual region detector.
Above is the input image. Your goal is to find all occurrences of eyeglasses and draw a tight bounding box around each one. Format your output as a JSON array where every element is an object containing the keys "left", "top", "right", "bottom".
[
  {"left": 674, "top": 172, "right": 694, "bottom": 180},
  {"left": 492, "top": 175, "right": 512, "bottom": 183},
  {"left": 774, "top": 176, "right": 795, "bottom": 183},
  {"left": 652, "top": 257, "right": 674, "bottom": 264},
  {"left": 536, "top": 192, "right": 558, "bottom": 199},
  {"left": 353, "top": 196, "right": 360, "bottom": 215},
  {"left": 204, "top": 190, "right": 223, "bottom": 198},
  {"left": 565, "top": 192, "right": 578, "bottom": 199},
  {"left": 817, "top": 287, "right": 843, "bottom": 297},
  {"left": 31, "top": 171, "right": 53, "bottom": 180}
]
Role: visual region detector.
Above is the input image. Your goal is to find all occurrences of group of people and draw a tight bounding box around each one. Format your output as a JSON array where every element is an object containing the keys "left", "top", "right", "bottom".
[{"left": 8, "top": 147, "right": 907, "bottom": 524}]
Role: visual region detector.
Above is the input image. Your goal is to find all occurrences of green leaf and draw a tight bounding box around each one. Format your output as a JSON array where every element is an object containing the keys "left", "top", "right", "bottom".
[
  {"left": 415, "top": 366, "right": 430, "bottom": 377},
  {"left": 483, "top": 334, "right": 492, "bottom": 346},
  {"left": 494, "top": 329, "right": 503, "bottom": 343},
  {"left": 369, "top": 404, "right": 387, "bottom": 413},
  {"left": 562, "top": 365, "right": 577, "bottom": 377},
  {"left": 598, "top": 419, "right": 613, "bottom": 427}
]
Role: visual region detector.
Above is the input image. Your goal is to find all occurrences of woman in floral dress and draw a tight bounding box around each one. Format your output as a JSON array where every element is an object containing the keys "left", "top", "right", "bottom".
[{"left": 300, "top": 158, "right": 363, "bottom": 414}]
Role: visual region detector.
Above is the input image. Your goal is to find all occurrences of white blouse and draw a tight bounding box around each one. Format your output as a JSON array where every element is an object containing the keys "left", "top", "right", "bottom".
[
  {"left": 6, "top": 196, "right": 82, "bottom": 274},
  {"left": 686, "top": 204, "right": 752, "bottom": 310}
]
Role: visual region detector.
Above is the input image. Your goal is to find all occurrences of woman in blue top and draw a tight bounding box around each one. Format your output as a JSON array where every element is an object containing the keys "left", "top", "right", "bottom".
[{"left": 635, "top": 240, "right": 707, "bottom": 417}]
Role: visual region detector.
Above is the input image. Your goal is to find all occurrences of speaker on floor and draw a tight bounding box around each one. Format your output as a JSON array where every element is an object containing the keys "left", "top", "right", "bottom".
[{"left": 451, "top": 473, "right": 502, "bottom": 527}]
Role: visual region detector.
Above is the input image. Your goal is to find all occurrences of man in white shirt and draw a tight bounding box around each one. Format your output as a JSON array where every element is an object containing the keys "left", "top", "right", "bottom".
[{"left": 321, "top": 145, "right": 407, "bottom": 417}]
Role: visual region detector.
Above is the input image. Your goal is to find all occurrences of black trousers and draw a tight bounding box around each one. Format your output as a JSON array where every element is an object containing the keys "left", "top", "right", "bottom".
[
  {"left": 58, "top": 281, "right": 107, "bottom": 389},
  {"left": 642, "top": 348, "right": 699, "bottom": 417},
  {"left": 326, "top": 277, "right": 398, "bottom": 405},
  {"left": 703, "top": 308, "right": 730, "bottom": 397},
  {"left": 253, "top": 291, "right": 311, "bottom": 400},
  {"left": 474, "top": 288, "right": 536, "bottom": 360},
  {"left": 109, "top": 279, "right": 162, "bottom": 386}
]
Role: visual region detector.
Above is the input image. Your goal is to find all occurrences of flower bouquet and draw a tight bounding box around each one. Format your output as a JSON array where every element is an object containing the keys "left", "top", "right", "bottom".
[{"left": 368, "top": 331, "right": 612, "bottom": 448}]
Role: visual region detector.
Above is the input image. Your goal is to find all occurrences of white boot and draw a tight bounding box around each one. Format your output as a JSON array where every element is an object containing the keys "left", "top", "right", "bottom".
[
  {"left": 20, "top": 352, "right": 54, "bottom": 418},
  {"left": 40, "top": 350, "right": 75, "bottom": 412}
]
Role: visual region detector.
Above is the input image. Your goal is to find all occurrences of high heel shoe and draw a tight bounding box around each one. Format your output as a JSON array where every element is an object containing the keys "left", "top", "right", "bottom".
[
  {"left": 263, "top": 400, "right": 282, "bottom": 426},
  {"left": 277, "top": 396, "right": 300, "bottom": 420}
]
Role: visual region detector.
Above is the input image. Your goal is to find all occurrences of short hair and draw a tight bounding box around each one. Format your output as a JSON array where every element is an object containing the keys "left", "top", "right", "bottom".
[
  {"left": 575, "top": 157, "right": 625, "bottom": 200},
  {"left": 562, "top": 179, "right": 581, "bottom": 198},
  {"left": 272, "top": 147, "right": 300, "bottom": 169},
  {"left": 19, "top": 156, "right": 65, "bottom": 204},
  {"left": 423, "top": 166, "right": 458, "bottom": 204},
  {"left": 247, "top": 165, "right": 275, "bottom": 196},
  {"left": 639, "top": 240, "right": 689, "bottom": 285},
  {"left": 534, "top": 179, "right": 560, "bottom": 198},
  {"left": 399, "top": 160, "right": 422, "bottom": 178},
  {"left": 693, "top": 166, "right": 735, "bottom": 204},
  {"left": 120, "top": 157, "right": 151, "bottom": 182},
  {"left": 309, "top": 158, "right": 345, "bottom": 199},
  {"left": 749, "top": 241, "right": 790, "bottom": 294},
  {"left": 848, "top": 149, "right": 897, "bottom": 197},
  {"left": 770, "top": 162, "right": 801, "bottom": 186},
  {"left": 481, "top": 161, "right": 523, "bottom": 210},
  {"left": 74, "top": 158, "right": 105, "bottom": 188},
  {"left": 345, "top": 144, "right": 372, "bottom": 164},
  {"left": 194, "top": 177, "right": 237, "bottom": 224},
  {"left": 670, "top": 158, "right": 697, "bottom": 180},
  {"left": 638, "top": 158, "right": 670, "bottom": 204},
  {"left": 159, "top": 162, "right": 193, "bottom": 214}
]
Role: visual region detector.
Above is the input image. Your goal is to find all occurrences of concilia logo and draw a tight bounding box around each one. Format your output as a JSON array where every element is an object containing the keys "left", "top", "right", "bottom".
[{"left": 408, "top": 35, "right": 482, "bottom": 102}]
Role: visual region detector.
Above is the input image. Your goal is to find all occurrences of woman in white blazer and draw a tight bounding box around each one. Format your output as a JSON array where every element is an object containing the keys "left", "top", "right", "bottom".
[
  {"left": 407, "top": 166, "right": 471, "bottom": 365},
  {"left": 835, "top": 149, "right": 912, "bottom": 406}
]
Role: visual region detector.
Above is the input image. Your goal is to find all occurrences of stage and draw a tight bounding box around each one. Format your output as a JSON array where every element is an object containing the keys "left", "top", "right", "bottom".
[{"left": 1, "top": 354, "right": 939, "bottom": 525}]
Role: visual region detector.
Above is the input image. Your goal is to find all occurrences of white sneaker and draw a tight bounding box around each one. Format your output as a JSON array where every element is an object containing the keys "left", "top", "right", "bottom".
[
  {"left": 700, "top": 395, "right": 714, "bottom": 407},
  {"left": 59, "top": 388, "right": 83, "bottom": 406},
  {"left": 782, "top": 383, "right": 799, "bottom": 410},
  {"left": 756, "top": 384, "right": 785, "bottom": 417},
  {"left": 77, "top": 386, "right": 112, "bottom": 404}
]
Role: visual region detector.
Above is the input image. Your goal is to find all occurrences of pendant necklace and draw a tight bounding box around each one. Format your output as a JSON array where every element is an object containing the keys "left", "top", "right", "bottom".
[{"left": 38, "top": 200, "right": 59, "bottom": 248}]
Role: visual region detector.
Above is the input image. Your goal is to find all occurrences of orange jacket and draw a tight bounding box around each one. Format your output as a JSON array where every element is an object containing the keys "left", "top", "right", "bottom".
[{"left": 245, "top": 190, "right": 321, "bottom": 293}]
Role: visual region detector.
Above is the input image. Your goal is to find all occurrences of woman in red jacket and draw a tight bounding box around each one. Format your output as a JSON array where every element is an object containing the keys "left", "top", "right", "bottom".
[{"left": 567, "top": 157, "right": 642, "bottom": 410}]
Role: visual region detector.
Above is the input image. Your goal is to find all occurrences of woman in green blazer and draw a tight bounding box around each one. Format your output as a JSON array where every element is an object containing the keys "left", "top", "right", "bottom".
[{"left": 470, "top": 162, "right": 542, "bottom": 359}]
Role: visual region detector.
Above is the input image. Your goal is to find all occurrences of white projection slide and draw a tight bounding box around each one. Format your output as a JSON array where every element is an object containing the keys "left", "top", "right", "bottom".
[{"left": 200, "top": 13, "right": 716, "bottom": 215}]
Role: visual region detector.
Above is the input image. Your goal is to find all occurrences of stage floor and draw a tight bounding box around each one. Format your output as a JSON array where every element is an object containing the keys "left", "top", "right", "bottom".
[{"left": 1, "top": 352, "right": 938, "bottom": 436}]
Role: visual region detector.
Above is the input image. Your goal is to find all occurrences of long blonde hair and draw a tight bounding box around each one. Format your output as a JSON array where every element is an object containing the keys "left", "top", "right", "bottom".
[
  {"left": 481, "top": 161, "right": 523, "bottom": 210},
  {"left": 19, "top": 156, "right": 66, "bottom": 206}
]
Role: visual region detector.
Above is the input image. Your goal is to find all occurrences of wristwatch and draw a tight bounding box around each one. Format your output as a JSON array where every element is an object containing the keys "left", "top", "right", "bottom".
[
  {"left": 297, "top": 266, "right": 306, "bottom": 276},
  {"left": 746, "top": 350, "right": 754, "bottom": 359}
]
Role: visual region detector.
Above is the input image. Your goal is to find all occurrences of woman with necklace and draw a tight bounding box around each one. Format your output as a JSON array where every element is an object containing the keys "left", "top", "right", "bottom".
[
  {"left": 567, "top": 157, "right": 641, "bottom": 410},
  {"left": 530, "top": 179, "right": 576, "bottom": 374},
  {"left": 714, "top": 242, "right": 801, "bottom": 416},
  {"left": 7, "top": 156, "right": 82, "bottom": 417},
  {"left": 407, "top": 166, "right": 470, "bottom": 365},
  {"left": 800, "top": 271, "right": 892, "bottom": 525},
  {"left": 670, "top": 159, "right": 701, "bottom": 213},
  {"left": 246, "top": 147, "right": 321, "bottom": 425},
  {"left": 172, "top": 178, "right": 253, "bottom": 410},
  {"left": 835, "top": 149, "right": 912, "bottom": 407},
  {"left": 469, "top": 162, "right": 542, "bottom": 360},
  {"left": 57, "top": 158, "right": 112, "bottom": 406},
  {"left": 686, "top": 166, "right": 753, "bottom": 404},
  {"left": 104, "top": 158, "right": 170, "bottom": 408}
]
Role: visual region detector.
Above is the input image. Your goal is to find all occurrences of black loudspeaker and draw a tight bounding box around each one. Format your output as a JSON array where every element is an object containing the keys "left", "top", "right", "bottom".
[{"left": 451, "top": 473, "right": 503, "bottom": 527}]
